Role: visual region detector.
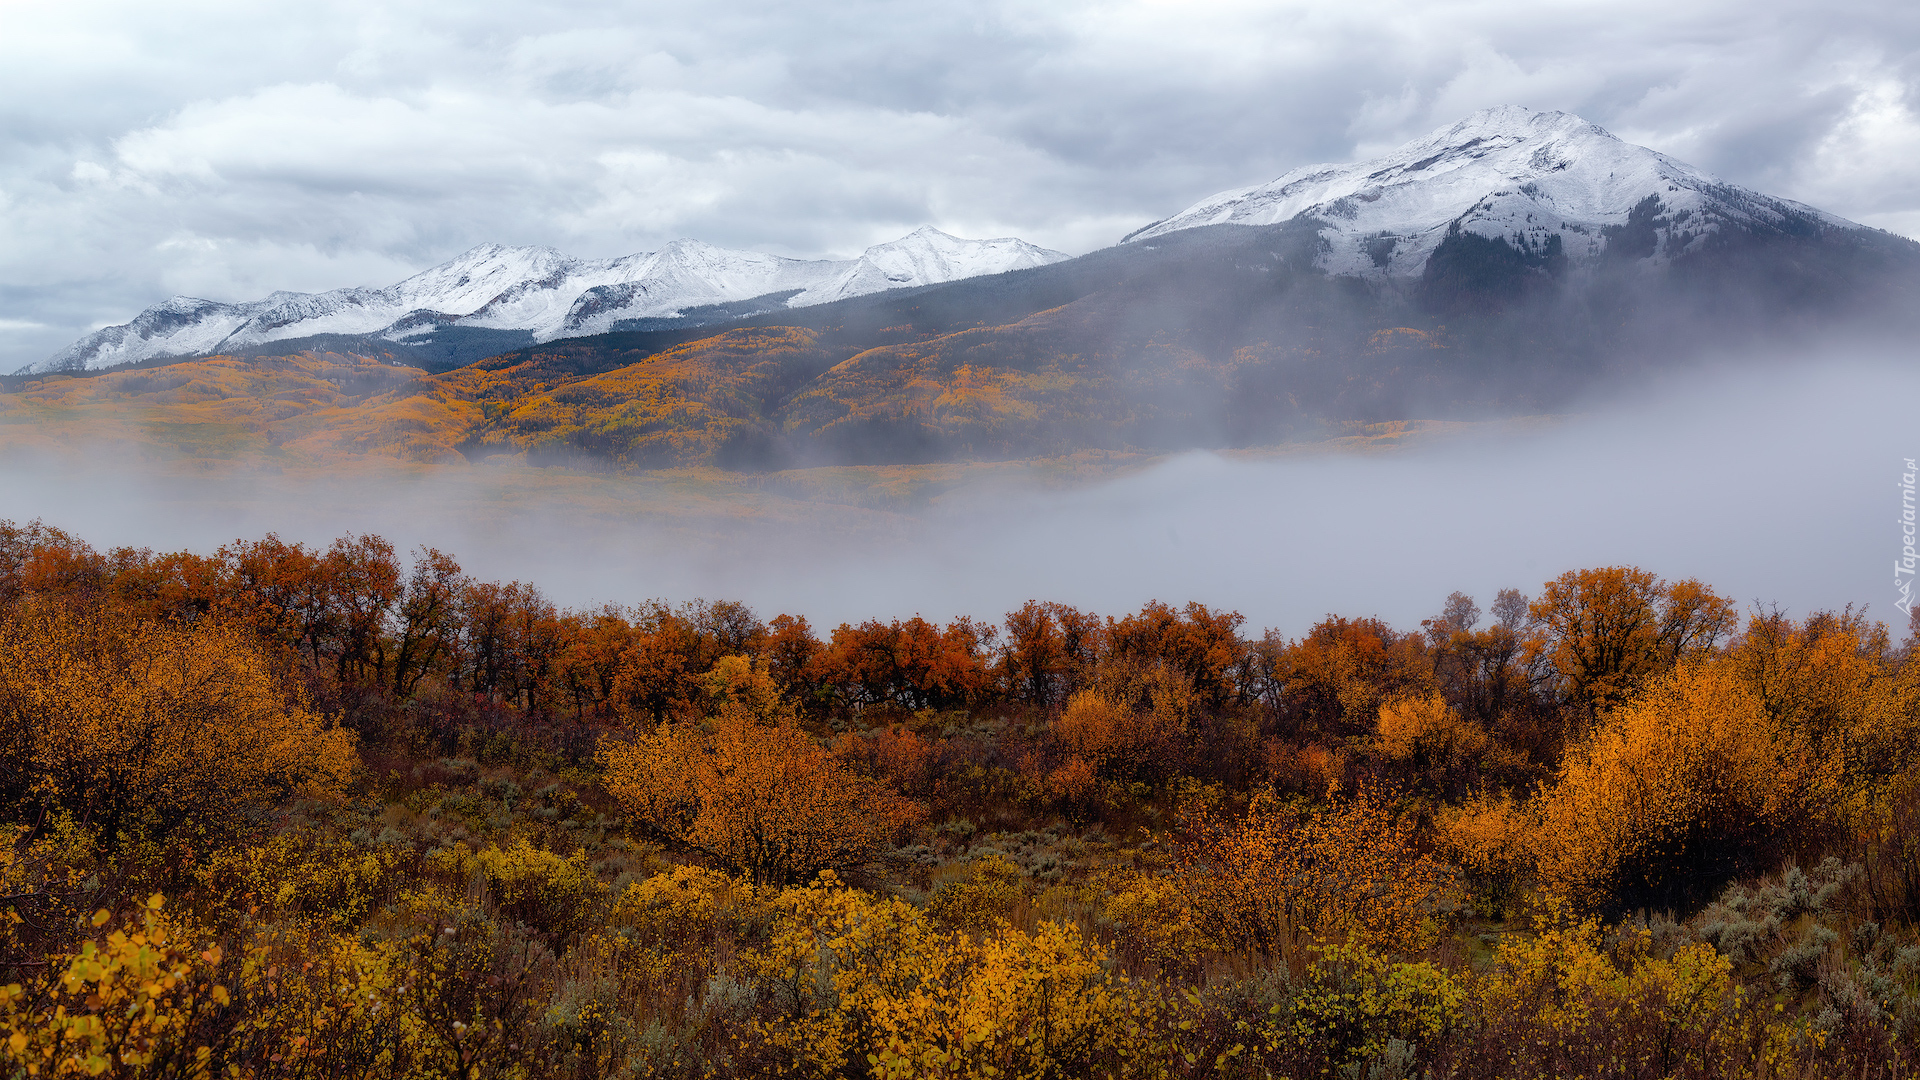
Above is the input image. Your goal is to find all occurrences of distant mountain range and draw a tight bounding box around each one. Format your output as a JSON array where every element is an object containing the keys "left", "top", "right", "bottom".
[
  {"left": 11, "top": 107, "right": 1918, "bottom": 471},
  {"left": 25, "top": 227, "right": 1067, "bottom": 374}
]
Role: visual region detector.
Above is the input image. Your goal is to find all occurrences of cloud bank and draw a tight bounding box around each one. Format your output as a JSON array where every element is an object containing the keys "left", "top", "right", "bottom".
[{"left": 3, "top": 0, "right": 1919, "bottom": 371}]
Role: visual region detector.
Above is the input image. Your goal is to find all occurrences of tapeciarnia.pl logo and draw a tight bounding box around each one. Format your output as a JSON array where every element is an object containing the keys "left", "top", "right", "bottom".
[{"left": 1899, "top": 457, "right": 1917, "bottom": 619}]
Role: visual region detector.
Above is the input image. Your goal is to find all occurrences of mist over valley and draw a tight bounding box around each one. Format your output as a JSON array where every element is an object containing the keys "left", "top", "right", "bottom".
[{"left": 4, "top": 354, "right": 1911, "bottom": 636}]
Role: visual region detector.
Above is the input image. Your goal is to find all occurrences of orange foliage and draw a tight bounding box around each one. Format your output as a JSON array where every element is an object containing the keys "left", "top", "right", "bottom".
[
  {"left": 0, "top": 599, "right": 357, "bottom": 844},
  {"left": 1528, "top": 567, "right": 1735, "bottom": 720},
  {"left": 1277, "top": 615, "right": 1433, "bottom": 738},
  {"left": 459, "top": 579, "right": 563, "bottom": 711},
  {"left": 1375, "top": 693, "right": 1489, "bottom": 777},
  {"left": 1262, "top": 740, "right": 1351, "bottom": 795},
  {"left": 0, "top": 521, "right": 109, "bottom": 604},
  {"left": 1000, "top": 600, "right": 1101, "bottom": 707},
  {"left": 1534, "top": 658, "right": 1840, "bottom": 911},
  {"left": 1174, "top": 786, "right": 1449, "bottom": 965},
  {"left": 1434, "top": 793, "right": 1532, "bottom": 916},
  {"left": 1728, "top": 606, "right": 1920, "bottom": 787},
  {"left": 609, "top": 620, "right": 693, "bottom": 725},
  {"left": 815, "top": 616, "right": 995, "bottom": 714},
  {"left": 1103, "top": 600, "right": 1246, "bottom": 711},
  {"left": 1042, "top": 754, "right": 1100, "bottom": 811},
  {"left": 602, "top": 703, "right": 924, "bottom": 886},
  {"left": 554, "top": 603, "right": 632, "bottom": 716},
  {"left": 832, "top": 724, "right": 937, "bottom": 797},
  {"left": 762, "top": 613, "right": 825, "bottom": 707},
  {"left": 1050, "top": 687, "right": 1182, "bottom": 784}
]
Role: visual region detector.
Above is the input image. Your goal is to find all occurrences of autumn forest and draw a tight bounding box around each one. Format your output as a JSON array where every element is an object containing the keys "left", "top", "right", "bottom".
[{"left": 0, "top": 518, "right": 1917, "bottom": 1078}]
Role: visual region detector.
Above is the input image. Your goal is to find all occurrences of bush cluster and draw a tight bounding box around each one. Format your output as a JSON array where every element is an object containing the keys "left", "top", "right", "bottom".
[{"left": 1, "top": 520, "right": 1918, "bottom": 1077}]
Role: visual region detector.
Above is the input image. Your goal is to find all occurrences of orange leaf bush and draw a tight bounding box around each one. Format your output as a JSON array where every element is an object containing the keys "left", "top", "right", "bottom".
[
  {"left": 1173, "top": 787, "right": 1451, "bottom": 966},
  {"left": 601, "top": 702, "right": 924, "bottom": 887},
  {"left": 1534, "top": 659, "right": 1841, "bottom": 911},
  {"left": 0, "top": 600, "right": 356, "bottom": 846}
]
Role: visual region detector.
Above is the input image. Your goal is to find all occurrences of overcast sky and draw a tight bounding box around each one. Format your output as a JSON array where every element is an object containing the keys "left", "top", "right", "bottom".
[{"left": 3, "top": 0, "right": 1918, "bottom": 371}]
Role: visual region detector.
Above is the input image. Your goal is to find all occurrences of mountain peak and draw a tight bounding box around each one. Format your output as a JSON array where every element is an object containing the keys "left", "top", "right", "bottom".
[
  {"left": 784, "top": 228, "right": 1069, "bottom": 307},
  {"left": 1124, "top": 106, "right": 1856, "bottom": 280},
  {"left": 1439, "top": 105, "right": 1594, "bottom": 137}
]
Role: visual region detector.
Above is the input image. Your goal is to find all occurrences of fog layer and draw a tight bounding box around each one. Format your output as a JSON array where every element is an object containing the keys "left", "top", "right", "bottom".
[{"left": 2, "top": 355, "right": 1912, "bottom": 634}]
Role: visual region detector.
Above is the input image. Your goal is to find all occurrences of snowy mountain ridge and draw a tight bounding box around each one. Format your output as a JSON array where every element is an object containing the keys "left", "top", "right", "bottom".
[
  {"left": 29, "top": 227, "right": 1067, "bottom": 374},
  {"left": 1126, "top": 105, "right": 1860, "bottom": 280},
  {"left": 31, "top": 106, "right": 1896, "bottom": 377}
]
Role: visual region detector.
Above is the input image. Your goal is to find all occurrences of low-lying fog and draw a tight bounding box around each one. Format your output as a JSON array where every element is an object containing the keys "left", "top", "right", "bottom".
[{"left": 4, "top": 354, "right": 1915, "bottom": 635}]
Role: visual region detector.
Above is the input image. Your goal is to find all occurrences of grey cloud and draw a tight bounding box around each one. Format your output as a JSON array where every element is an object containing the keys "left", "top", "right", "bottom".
[{"left": 3, "top": 0, "right": 1919, "bottom": 371}]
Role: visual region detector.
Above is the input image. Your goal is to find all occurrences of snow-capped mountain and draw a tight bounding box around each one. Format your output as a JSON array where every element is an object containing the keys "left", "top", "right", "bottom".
[
  {"left": 29, "top": 228, "right": 1067, "bottom": 373},
  {"left": 790, "top": 227, "right": 1069, "bottom": 307},
  {"left": 1124, "top": 106, "right": 1860, "bottom": 280}
]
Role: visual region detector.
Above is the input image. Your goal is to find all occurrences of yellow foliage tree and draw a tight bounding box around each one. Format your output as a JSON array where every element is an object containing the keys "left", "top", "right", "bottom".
[
  {"left": 1375, "top": 693, "right": 1487, "bottom": 770},
  {"left": 1528, "top": 567, "right": 1736, "bottom": 721},
  {"left": 1533, "top": 658, "right": 1840, "bottom": 911},
  {"left": 1174, "top": 787, "right": 1450, "bottom": 967},
  {"left": 601, "top": 703, "right": 923, "bottom": 886},
  {"left": 0, "top": 601, "right": 356, "bottom": 844},
  {"left": 1434, "top": 792, "right": 1533, "bottom": 917}
]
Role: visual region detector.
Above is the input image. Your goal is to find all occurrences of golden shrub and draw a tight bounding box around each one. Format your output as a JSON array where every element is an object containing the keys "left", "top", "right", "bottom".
[
  {"left": 746, "top": 874, "right": 1153, "bottom": 1079},
  {"left": 1434, "top": 793, "right": 1533, "bottom": 917},
  {"left": 0, "top": 601, "right": 357, "bottom": 844},
  {"left": 1533, "top": 659, "right": 1841, "bottom": 911},
  {"left": 0, "top": 895, "right": 223, "bottom": 1077},
  {"left": 1479, "top": 897, "right": 1737, "bottom": 1057},
  {"left": 1051, "top": 686, "right": 1179, "bottom": 783},
  {"left": 926, "top": 854, "right": 1026, "bottom": 931},
  {"left": 1100, "top": 870, "right": 1210, "bottom": 970},
  {"left": 0, "top": 891, "right": 522, "bottom": 1078},
  {"left": 196, "top": 835, "right": 406, "bottom": 930},
  {"left": 1375, "top": 693, "right": 1487, "bottom": 764},
  {"left": 601, "top": 703, "right": 924, "bottom": 886},
  {"left": 470, "top": 839, "right": 607, "bottom": 943},
  {"left": 1288, "top": 940, "right": 1467, "bottom": 1066},
  {"left": 611, "top": 865, "right": 743, "bottom": 929},
  {"left": 1175, "top": 787, "right": 1450, "bottom": 966}
]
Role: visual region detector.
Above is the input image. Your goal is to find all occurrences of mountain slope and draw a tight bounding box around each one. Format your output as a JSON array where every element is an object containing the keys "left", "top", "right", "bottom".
[{"left": 27, "top": 229, "right": 1068, "bottom": 374}]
